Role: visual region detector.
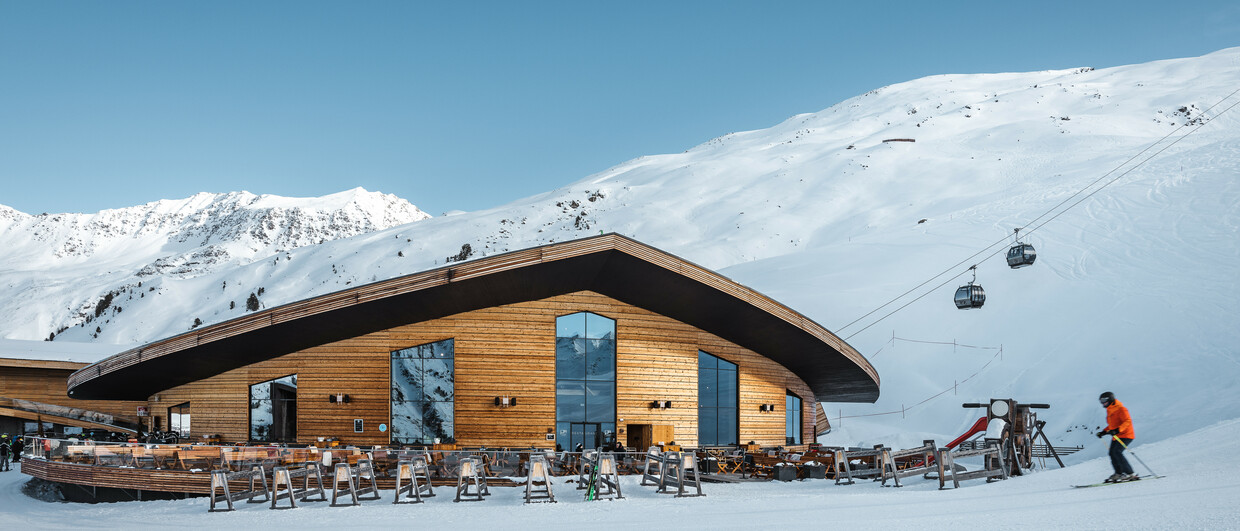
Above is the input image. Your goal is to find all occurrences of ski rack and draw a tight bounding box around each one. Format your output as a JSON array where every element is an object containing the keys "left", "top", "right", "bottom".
[
  {"left": 523, "top": 453, "right": 556, "bottom": 504},
  {"left": 329, "top": 458, "right": 381, "bottom": 506},
  {"left": 582, "top": 452, "right": 623, "bottom": 501},
  {"left": 208, "top": 465, "right": 270, "bottom": 512},
  {"left": 269, "top": 462, "right": 327, "bottom": 509},
  {"left": 393, "top": 456, "right": 435, "bottom": 504},
  {"left": 655, "top": 451, "right": 704, "bottom": 497},
  {"left": 640, "top": 446, "right": 664, "bottom": 486},
  {"left": 453, "top": 457, "right": 491, "bottom": 502}
]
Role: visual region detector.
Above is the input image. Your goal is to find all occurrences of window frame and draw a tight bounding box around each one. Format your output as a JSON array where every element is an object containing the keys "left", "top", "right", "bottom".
[
  {"left": 785, "top": 391, "right": 803, "bottom": 445},
  {"left": 697, "top": 350, "right": 739, "bottom": 447},
  {"left": 168, "top": 401, "right": 191, "bottom": 437},
  {"left": 554, "top": 311, "right": 617, "bottom": 450},
  {"left": 248, "top": 374, "right": 298, "bottom": 443},
  {"left": 389, "top": 338, "right": 456, "bottom": 446}
]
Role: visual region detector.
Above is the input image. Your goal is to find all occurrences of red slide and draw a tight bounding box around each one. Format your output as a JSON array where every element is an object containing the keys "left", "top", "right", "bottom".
[
  {"left": 913, "top": 417, "right": 989, "bottom": 467},
  {"left": 946, "top": 417, "right": 990, "bottom": 449}
]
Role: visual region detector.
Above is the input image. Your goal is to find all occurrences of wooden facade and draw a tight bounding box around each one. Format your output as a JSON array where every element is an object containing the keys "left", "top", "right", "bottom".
[
  {"left": 0, "top": 359, "right": 145, "bottom": 434},
  {"left": 150, "top": 291, "right": 820, "bottom": 448}
]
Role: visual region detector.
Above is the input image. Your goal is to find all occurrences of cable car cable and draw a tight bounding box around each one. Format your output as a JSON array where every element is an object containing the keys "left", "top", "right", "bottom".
[{"left": 837, "top": 87, "right": 1240, "bottom": 338}]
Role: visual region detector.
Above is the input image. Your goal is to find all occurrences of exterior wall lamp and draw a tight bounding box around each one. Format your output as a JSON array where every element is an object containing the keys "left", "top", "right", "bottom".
[
  {"left": 494, "top": 396, "right": 517, "bottom": 407},
  {"left": 649, "top": 400, "right": 672, "bottom": 409},
  {"left": 328, "top": 393, "right": 351, "bottom": 404},
  {"left": 758, "top": 403, "right": 777, "bottom": 412}
]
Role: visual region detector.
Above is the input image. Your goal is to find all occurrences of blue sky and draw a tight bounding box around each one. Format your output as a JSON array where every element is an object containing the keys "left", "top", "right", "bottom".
[{"left": 2, "top": 1, "right": 1237, "bottom": 216}]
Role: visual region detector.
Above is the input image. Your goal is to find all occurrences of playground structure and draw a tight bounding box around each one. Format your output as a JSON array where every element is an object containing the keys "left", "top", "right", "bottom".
[
  {"left": 859, "top": 398, "right": 1082, "bottom": 488},
  {"left": 953, "top": 399, "right": 1081, "bottom": 475}
]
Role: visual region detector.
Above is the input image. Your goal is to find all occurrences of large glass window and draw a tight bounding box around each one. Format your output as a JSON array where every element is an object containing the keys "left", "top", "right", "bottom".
[
  {"left": 391, "top": 339, "right": 455, "bottom": 445},
  {"left": 698, "top": 351, "right": 738, "bottom": 446},
  {"left": 250, "top": 375, "right": 297, "bottom": 442},
  {"left": 786, "top": 392, "right": 803, "bottom": 445},
  {"left": 169, "top": 402, "right": 190, "bottom": 437},
  {"left": 555, "top": 312, "right": 616, "bottom": 451}
]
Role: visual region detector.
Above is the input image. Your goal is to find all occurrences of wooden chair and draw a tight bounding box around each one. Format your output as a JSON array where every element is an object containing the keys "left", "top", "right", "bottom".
[{"left": 720, "top": 449, "right": 745, "bottom": 474}]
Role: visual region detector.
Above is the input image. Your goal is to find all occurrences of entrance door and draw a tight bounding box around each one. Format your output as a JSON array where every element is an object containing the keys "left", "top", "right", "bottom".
[
  {"left": 273, "top": 381, "right": 297, "bottom": 442},
  {"left": 627, "top": 424, "right": 651, "bottom": 450},
  {"left": 569, "top": 422, "right": 601, "bottom": 451}
]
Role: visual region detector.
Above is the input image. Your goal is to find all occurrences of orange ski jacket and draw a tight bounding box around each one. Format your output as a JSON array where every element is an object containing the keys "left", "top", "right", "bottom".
[{"left": 1106, "top": 400, "right": 1135, "bottom": 439}]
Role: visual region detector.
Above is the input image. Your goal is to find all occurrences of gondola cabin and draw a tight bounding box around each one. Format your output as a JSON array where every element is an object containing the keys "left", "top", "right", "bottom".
[
  {"left": 954, "top": 283, "right": 986, "bottom": 309},
  {"left": 1006, "top": 243, "right": 1037, "bottom": 269}
]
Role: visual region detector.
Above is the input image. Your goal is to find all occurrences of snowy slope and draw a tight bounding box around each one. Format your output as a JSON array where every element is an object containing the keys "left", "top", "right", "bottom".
[{"left": 1, "top": 48, "right": 1238, "bottom": 462}]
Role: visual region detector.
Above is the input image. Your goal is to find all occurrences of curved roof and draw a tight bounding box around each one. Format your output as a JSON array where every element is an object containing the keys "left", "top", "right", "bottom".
[{"left": 69, "top": 234, "right": 879, "bottom": 403}]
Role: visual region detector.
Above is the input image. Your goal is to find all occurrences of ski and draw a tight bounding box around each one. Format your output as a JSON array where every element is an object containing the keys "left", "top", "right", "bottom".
[{"left": 1072, "top": 475, "right": 1163, "bottom": 488}]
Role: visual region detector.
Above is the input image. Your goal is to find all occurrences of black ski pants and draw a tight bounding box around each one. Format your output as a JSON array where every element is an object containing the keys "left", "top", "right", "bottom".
[{"left": 1109, "top": 437, "right": 1134, "bottom": 475}]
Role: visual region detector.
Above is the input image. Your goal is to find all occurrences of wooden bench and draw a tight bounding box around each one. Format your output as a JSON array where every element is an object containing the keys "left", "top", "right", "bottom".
[
  {"left": 875, "top": 440, "right": 938, "bottom": 487},
  {"left": 936, "top": 440, "right": 1008, "bottom": 489},
  {"left": 178, "top": 447, "right": 223, "bottom": 471},
  {"left": 831, "top": 447, "right": 883, "bottom": 485}
]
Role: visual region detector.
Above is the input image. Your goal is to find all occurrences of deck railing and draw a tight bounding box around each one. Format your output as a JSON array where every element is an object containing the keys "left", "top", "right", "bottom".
[{"left": 20, "top": 437, "right": 741, "bottom": 479}]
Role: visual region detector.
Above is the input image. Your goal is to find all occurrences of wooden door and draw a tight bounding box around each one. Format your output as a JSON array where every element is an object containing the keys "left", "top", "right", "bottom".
[{"left": 627, "top": 424, "right": 652, "bottom": 450}]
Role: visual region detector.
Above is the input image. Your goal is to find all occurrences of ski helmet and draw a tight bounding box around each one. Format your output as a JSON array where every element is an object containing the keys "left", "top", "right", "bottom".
[{"left": 1099, "top": 391, "right": 1115, "bottom": 406}]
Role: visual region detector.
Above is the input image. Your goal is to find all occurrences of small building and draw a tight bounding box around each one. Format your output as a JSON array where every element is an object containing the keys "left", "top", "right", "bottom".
[
  {"left": 0, "top": 340, "right": 144, "bottom": 437},
  {"left": 67, "top": 234, "right": 879, "bottom": 449}
]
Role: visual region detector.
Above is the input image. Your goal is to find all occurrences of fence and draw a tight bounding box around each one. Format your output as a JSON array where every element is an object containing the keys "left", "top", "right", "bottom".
[{"left": 833, "top": 333, "right": 1005, "bottom": 425}]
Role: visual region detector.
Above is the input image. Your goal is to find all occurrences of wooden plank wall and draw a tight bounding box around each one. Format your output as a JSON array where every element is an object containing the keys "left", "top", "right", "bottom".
[
  {"left": 151, "top": 291, "right": 821, "bottom": 448},
  {"left": 0, "top": 366, "right": 144, "bottom": 426},
  {"left": 20, "top": 458, "right": 215, "bottom": 494}
]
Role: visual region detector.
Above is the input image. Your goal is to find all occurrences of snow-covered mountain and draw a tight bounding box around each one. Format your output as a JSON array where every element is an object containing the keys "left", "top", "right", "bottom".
[
  {"left": 0, "top": 188, "right": 429, "bottom": 342},
  {"left": 2, "top": 48, "right": 1238, "bottom": 462}
]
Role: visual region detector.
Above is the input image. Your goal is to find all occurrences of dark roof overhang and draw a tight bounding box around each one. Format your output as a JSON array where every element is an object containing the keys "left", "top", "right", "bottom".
[{"left": 69, "top": 234, "right": 879, "bottom": 403}]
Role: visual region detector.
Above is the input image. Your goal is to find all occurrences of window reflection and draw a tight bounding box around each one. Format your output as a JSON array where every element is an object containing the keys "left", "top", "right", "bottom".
[
  {"left": 786, "top": 393, "right": 803, "bottom": 445},
  {"left": 169, "top": 402, "right": 190, "bottom": 437},
  {"left": 698, "top": 351, "right": 738, "bottom": 446},
  {"left": 390, "top": 339, "right": 454, "bottom": 445},
  {"left": 555, "top": 312, "right": 616, "bottom": 451},
  {"left": 585, "top": 339, "right": 615, "bottom": 380},
  {"left": 250, "top": 375, "right": 297, "bottom": 442}
]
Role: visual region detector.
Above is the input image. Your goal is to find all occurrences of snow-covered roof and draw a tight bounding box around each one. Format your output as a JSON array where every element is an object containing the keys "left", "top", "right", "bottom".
[{"left": 0, "top": 338, "right": 136, "bottom": 365}]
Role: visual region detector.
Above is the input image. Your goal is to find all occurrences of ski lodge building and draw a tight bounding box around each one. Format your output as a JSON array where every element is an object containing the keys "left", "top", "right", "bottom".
[{"left": 63, "top": 233, "right": 879, "bottom": 450}]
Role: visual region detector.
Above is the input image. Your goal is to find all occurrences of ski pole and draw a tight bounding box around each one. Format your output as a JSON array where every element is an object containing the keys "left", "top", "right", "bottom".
[{"left": 1112, "top": 435, "right": 1158, "bottom": 477}]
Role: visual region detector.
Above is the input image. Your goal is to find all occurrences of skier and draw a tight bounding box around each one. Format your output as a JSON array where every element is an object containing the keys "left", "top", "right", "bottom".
[
  {"left": 0, "top": 434, "right": 11, "bottom": 472},
  {"left": 1095, "top": 391, "right": 1136, "bottom": 482}
]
